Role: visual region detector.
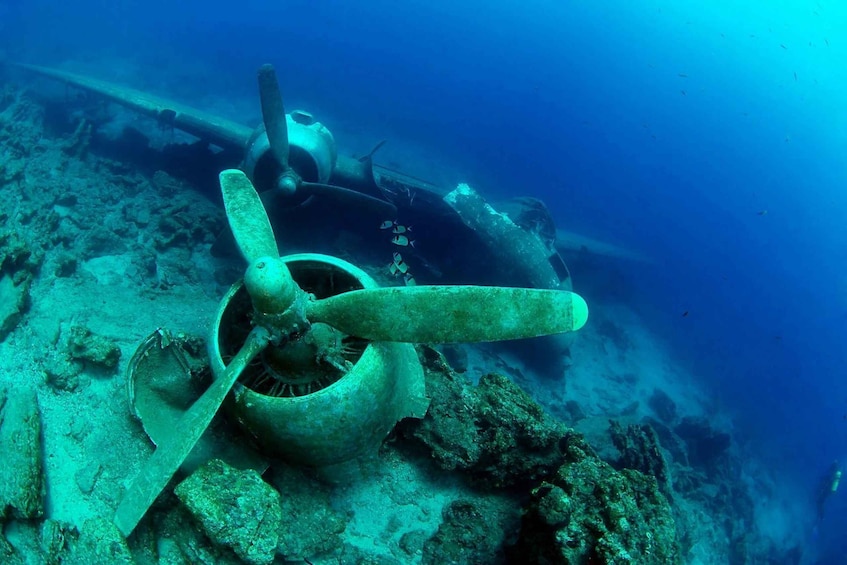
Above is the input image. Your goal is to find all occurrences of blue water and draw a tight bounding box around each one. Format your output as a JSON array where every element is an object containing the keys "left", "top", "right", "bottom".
[{"left": 4, "top": 0, "right": 847, "bottom": 559}]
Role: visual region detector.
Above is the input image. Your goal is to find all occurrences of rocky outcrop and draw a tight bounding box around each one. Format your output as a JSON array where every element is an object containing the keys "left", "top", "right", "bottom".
[
  {"left": 174, "top": 459, "right": 282, "bottom": 565},
  {"left": 0, "top": 387, "right": 45, "bottom": 520}
]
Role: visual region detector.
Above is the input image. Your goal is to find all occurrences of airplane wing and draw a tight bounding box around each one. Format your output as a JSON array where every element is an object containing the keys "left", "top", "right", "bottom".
[{"left": 15, "top": 63, "right": 253, "bottom": 151}]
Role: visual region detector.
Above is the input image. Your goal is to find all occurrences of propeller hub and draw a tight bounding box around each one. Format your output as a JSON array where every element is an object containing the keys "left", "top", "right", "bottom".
[
  {"left": 277, "top": 172, "right": 299, "bottom": 196},
  {"left": 244, "top": 256, "right": 308, "bottom": 340}
]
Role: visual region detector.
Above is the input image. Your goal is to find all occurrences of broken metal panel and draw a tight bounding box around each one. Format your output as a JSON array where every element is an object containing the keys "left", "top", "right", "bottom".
[
  {"left": 127, "top": 328, "right": 268, "bottom": 476},
  {"left": 444, "top": 183, "right": 571, "bottom": 292}
]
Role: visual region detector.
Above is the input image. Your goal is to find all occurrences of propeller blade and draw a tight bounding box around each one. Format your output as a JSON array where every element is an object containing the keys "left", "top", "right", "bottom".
[
  {"left": 257, "top": 64, "right": 289, "bottom": 167},
  {"left": 358, "top": 139, "right": 387, "bottom": 163},
  {"left": 300, "top": 182, "right": 397, "bottom": 217},
  {"left": 220, "top": 169, "right": 279, "bottom": 263},
  {"left": 114, "top": 326, "right": 270, "bottom": 537},
  {"left": 306, "top": 285, "right": 588, "bottom": 343}
]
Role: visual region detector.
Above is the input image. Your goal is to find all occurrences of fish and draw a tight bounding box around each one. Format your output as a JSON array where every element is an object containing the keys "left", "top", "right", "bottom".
[
  {"left": 404, "top": 273, "right": 417, "bottom": 286},
  {"left": 388, "top": 262, "right": 399, "bottom": 275},
  {"left": 794, "top": 72, "right": 798, "bottom": 81},
  {"left": 680, "top": 90, "right": 687, "bottom": 96},
  {"left": 392, "top": 224, "right": 411, "bottom": 234},
  {"left": 379, "top": 220, "right": 396, "bottom": 230},
  {"left": 678, "top": 73, "right": 688, "bottom": 78},
  {"left": 757, "top": 210, "right": 768, "bottom": 216},
  {"left": 391, "top": 235, "right": 415, "bottom": 247},
  {"left": 392, "top": 252, "right": 409, "bottom": 274},
  {"left": 825, "top": 38, "right": 830, "bottom": 47},
  {"left": 780, "top": 44, "right": 787, "bottom": 49}
]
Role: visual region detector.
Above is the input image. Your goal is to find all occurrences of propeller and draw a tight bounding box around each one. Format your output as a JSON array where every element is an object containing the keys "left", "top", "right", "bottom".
[
  {"left": 257, "top": 64, "right": 294, "bottom": 194},
  {"left": 114, "top": 324, "right": 270, "bottom": 537},
  {"left": 257, "top": 64, "right": 396, "bottom": 216},
  {"left": 114, "top": 169, "right": 588, "bottom": 537},
  {"left": 113, "top": 170, "right": 299, "bottom": 538},
  {"left": 217, "top": 168, "right": 588, "bottom": 345}
]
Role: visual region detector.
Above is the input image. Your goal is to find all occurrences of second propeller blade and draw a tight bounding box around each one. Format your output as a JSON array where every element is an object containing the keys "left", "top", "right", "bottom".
[{"left": 306, "top": 285, "right": 589, "bottom": 343}]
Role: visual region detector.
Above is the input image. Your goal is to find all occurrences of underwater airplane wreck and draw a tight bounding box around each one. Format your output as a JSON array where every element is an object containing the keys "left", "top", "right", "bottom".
[
  {"left": 0, "top": 62, "right": 696, "bottom": 564},
  {"left": 14, "top": 62, "right": 595, "bottom": 534},
  {"left": 15, "top": 62, "right": 611, "bottom": 377},
  {"left": 16, "top": 63, "right": 646, "bottom": 279},
  {"left": 0, "top": 56, "right": 770, "bottom": 564},
  {"left": 15, "top": 62, "right": 648, "bottom": 374}
]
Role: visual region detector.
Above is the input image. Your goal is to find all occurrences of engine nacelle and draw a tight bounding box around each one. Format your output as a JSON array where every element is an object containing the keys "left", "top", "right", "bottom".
[{"left": 243, "top": 110, "right": 337, "bottom": 193}]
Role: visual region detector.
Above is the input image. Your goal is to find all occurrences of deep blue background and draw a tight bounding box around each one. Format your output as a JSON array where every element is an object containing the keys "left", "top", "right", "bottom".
[{"left": 3, "top": 0, "right": 846, "bottom": 552}]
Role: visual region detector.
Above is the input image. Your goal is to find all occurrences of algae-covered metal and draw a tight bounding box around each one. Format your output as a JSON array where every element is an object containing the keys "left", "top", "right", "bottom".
[{"left": 210, "top": 254, "right": 429, "bottom": 473}]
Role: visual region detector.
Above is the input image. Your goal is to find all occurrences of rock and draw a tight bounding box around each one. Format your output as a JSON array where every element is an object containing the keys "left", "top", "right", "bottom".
[
  {"left": 648, "top": 388, "right": 678, "bottom": 424},
  {"left": 642, "top": 416, "right": 689, "bottom": 467},
  {"left": 152, "top": 195, "right": 224, "bottom": 251},
  {"left": 508, "top": 451, "right": 680, "bottom": 564},
  {"left": 151, "top": 170, "right": 183, "bottom": 197},
  {"left": 0, "top": 387, "right": 45, "bottom": 519},
  {"left": 66, "top": 325, "right": 121, "bottom": 370},
  {"left": 80, "top": 226, "right": 127, "bottom": 257},
  {"left": 398, "top": 530, "right": 428, "bottom": 558},
  {"left": 0, "top": 272, "right": 31, "bottom": 342},
  {"left": 0, "top": 530, "right": 23, "bottom": 565},
  {"left": 609, "top": 420, "right": 673, "bottom": 499},
  {"left": 436, "top": 344, "right": 468, "bottom": 372},
  {"left": 74, "top": 462, "right": 103, "bottom": 495},
  {"left": 402, "top": 348, "right": 570, "bottom": 488},
  {"left": 53, "top": 252, "right": 78, "bottom": 277},
  {"left": 674, "top": 417, "right": 731, "bottom": 472},
  {"left": 422, "top": 498, "right": 514, "bottom": 565},
  {"left": 175, "top": 459, "right": 282, "bottom": 565},
  {"left": 40, "top": 519, "right": 76, "bottom": 565},
  {"left": 64, "top": 518, "right": 133, "bottom": 565},
  {"left": 157, "top": 504, "right": 242, "bottom": 565},
  {"left": 271, "top": 466, "right": 347, "bottom": 560},
  {"left": 43, "top": 356, "right": 88, "bottom": 393}
]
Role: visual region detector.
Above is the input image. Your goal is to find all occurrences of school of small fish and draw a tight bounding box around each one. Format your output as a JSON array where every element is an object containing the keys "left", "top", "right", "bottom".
[{"left": 380, "top": 220, "right": 416, "bottom": 286}]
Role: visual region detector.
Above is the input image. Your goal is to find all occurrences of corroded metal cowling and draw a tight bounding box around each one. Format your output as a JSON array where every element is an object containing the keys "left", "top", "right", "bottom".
[
  {"left": 208, "top": 253, "right": 429, "bottom": 473},
  {"left": 242, "top": 112, "right": 337, "bottom": 193}
]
